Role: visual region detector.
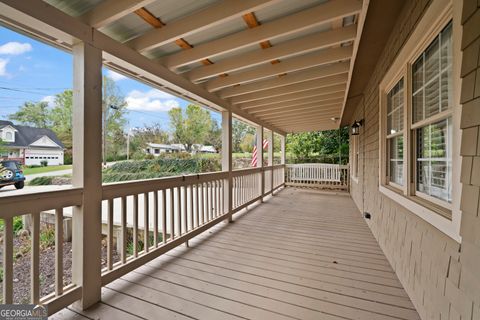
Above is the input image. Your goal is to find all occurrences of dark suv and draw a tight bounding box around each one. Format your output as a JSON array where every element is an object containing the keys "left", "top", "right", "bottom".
[{"left": 0, "top": 160, "right": 25, "bottom": 189}]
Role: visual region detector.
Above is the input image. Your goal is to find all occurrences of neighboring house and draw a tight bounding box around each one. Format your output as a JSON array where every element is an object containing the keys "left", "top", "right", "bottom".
[
  {"left": 145, "top": 143, "right": 216, "bottom": 156},
  {"left": 145, "top": 143, "right": 185, "bottom": 156},
  {"left": 0, "top": 120, "right": 64, "bottom": 166}
]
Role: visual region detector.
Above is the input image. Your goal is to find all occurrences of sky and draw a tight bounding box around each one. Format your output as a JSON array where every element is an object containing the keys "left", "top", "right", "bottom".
[{"left": 0, "top": 26, "right": 220, "bottom": 130}]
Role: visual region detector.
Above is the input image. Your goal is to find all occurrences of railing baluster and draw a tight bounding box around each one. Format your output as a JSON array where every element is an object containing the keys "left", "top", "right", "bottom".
[
  {"left": 31, "top": 212, "right": 40, "bottom": 304},
  {"left": 196, "top": 183, "right": 200, "bottom": 227},
  {"left": 121, "top": 196, "right": 127, "bottom": 263},
  {"left": 170, "top": 188, "right": 174, "bottom": 240},
  {"left": 177, "top": 187, "right": 182, "bottom": 236},
  {"left": 107, "top": 199, "right": 114, "bottom": 270},
  {"left": 3, "top": 217, "right": 13, "bottom": 304},
  {"left": 144, "top": 192, "right": 149, "bottom": 253},
  {"left": 55, "top": 208, "right": 64, "bottom": 295},
  {"left": 153, "top": 191, "right": 158, "bottom": 247},
  {"left": 182, "top": 185, "right": 187, "bottom": 233},
  {"left": 133, "top": 194, "right": 138, "bottom": 257},
  {"left": 162, "top": 190, "right": 167, "bottom": 244},
  {"left": 189, "top": 185, "right": 194, "bottom": 232}
]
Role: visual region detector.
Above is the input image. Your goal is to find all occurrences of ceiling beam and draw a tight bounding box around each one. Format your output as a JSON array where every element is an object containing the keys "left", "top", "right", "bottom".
[
  {"left": 218, "top": 61, "right": 350, "bottom": 98},
  {"left": 258, "top": 107, "right": 342, "bottom": 121},
  {"left": 239, "top": 84, "right": 346, "bottom": 109},
  {"left": 230, "top": 73, "right": 347, "bottom": 104},
  {"left": 269, "top": 116, "right": 341, "bottom": 127},
  {"left": 206, "top": 46, "right": 352, "bottom": 92},
  {"left": 127, "top": 0, "right": 278, "bottom": 52},
  {"left": 281, "top": 122, "right": 340, "bottom": 132},
  {"left": 79, "top": 0, "right": 156, "bottom": 29},
  {"left": 248, "top": 93, "right": 345, "bottom": 113},
  {"left": 188, "top": 24, "right": 356, "bottom": 82},
  {"left": 252, "top": 100, "right": 344, "bottom": 116},
  {"left": 162, "top": 0, "right": 362, "bottom": 69}
]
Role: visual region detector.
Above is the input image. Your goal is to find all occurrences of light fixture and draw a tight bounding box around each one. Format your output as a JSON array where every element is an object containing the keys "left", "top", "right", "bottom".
[{"left": 351, "top": 119, "right": 363, "bottom": 135}]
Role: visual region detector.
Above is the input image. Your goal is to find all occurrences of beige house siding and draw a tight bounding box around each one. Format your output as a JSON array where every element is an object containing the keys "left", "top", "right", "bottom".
[{"left": 349, "top": 0, "right": 480, "bottom": 319}]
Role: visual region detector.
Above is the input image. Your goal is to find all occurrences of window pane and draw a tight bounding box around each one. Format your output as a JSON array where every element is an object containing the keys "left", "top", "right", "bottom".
[
  {"left": 386, "top": 78, "right": 404, "bottom": 134},
  {"left": 416, "top": 118, "right": 452, "bottom": 203},
  {"left": 412, "top": 21, "right": 452, "bottom": 123},
  {"left": 388, "top": 136, "right": 403, "bottom": 185}
]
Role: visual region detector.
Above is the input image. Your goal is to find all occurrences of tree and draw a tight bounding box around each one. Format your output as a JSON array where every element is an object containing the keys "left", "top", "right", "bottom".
[
  {"left": 240, "top": 133, "right": 255, "bottom": 153},
  {"left": 102, "top": 76, "right": 128, "bottom": 163},
  {"left": 232, "top": 120, "right": 255, "bottom": 153},
  {"left": 206, "top": 120, "right": 222, "bottom": 153},
  {"left": 168, "top": 104, "right": 212, "bottom": 152},
  {"left": 0, "top": 138, "right": 7, "bottom": 156},
  {"left": 9, "top": 101, "right": 51, "bottom": 128}
]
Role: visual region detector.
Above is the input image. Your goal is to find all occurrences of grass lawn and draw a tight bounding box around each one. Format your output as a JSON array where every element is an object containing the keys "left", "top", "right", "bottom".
[{"left": 22, "top": 164, "right": 72, "bottom": 175}]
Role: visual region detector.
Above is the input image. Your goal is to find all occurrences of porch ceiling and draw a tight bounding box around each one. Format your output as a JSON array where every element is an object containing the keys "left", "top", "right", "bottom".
[{"left": 2, "top": 0, "right": 369, "bottom": 133}]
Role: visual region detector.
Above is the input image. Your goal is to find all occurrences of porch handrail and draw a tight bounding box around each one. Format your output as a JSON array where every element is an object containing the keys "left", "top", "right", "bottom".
[{"left": 0, "top": 165, "right": 285, "bottom": 314}]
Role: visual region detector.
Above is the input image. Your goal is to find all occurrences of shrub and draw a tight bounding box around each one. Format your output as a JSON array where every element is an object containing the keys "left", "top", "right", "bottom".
[
  {"left": 40, "top": 160, "right": 48, "bottom": 167},
  {"left": 40, "top": 226, "right": 55, "bottom": 249},
  {"left": 13, "top": 216, "right": 23, "bottom": 233},
  {"left": 28, "top": 176, "right": 53, "bottom": 186}
]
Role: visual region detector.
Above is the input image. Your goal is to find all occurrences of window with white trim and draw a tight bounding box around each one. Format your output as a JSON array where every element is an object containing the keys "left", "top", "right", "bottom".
[
  {"left": 381, "top": 18, "right": 454, "bottom": 216},
  {"left": 351, "top": 134, "right": 359, "bottom": 179}
]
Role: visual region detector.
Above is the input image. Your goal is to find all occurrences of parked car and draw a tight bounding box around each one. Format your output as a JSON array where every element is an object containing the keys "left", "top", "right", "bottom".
[{"left": 0, "top": 160, "right": 25, "bottom": 189}]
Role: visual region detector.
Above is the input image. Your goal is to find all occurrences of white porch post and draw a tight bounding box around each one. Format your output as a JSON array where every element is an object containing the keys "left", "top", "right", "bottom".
[
  {"left": 221, "top": 110, "right": 233, "bottom": 222},
  {"left": 280, "top": 134, "right": 286, "bottom": 186},
  {"left": 72, "top": 42, "right": 103, "bottom": 309},
  {"left": 266, "top": 130, "right": 273, "bottom": 194},
  {"left": 256, "top": 125, "right": 264, "bottom": 199}
]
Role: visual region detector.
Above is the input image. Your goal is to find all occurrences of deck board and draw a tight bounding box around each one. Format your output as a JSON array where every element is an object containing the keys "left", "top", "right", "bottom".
[{"left": 53, "top": 188, "right": 420, "bottom": 320}]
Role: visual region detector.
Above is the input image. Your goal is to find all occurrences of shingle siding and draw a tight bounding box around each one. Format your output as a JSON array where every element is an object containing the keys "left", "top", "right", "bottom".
[{"left": 348, "top": 0, "right": 480, "bottom": 319}]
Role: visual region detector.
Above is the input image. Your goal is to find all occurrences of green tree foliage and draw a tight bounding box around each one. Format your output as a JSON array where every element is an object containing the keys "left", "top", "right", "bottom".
[
  {"left": 206, "top": 120, "right": 222, "bottom": 153},
  {"left": 232, "top": 119, "right": 255, "bottom": 153},
  {"left": 102, "top": 76, "right": 128, "bottom": 162},
  {"left": 168, "top": 104, "right": 212, "bottom": 152},
  {"left": 240, "top": 133, "right": 255, "bottom": 153},
  {"left": 0, "top": 138, "right": 7, "bottom": 155},
  {"left": 286, "top": 127, "right": 349, "bottom": 164},
  {"left": 9, "top": 101, "right": 51, "bottom": 128}
]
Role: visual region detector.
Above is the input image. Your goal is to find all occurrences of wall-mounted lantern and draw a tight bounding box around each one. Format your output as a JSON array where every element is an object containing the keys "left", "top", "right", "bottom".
[{"left": 351, "top": 120, "right": 363, "bottom": 135}]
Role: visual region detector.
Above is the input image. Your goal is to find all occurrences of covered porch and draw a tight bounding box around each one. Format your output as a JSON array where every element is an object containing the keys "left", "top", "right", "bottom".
[{"left": 52, "top": 188, "right": 419, "bottom": 320}]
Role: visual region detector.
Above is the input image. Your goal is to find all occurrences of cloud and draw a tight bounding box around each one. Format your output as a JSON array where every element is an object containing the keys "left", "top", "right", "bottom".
[
  {"left": 126, "top": 89, "right": 180, "bottom": 112},
  {"left": 0, "top": 42, "right": 32, "bottom": 55},
  {"left": 0, "top": 58, "right": 9, "bottom": 77},
  {"left": 41, "top": 95, "right": 56, "bottom": 108},
  {"left": 106, "top": 70, "right": 127, "bottom": 81}
]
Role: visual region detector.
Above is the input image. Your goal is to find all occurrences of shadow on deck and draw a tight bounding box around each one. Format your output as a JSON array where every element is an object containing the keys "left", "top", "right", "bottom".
[{"left": 53, "top": 188, "right": 420, "bottom": 320}]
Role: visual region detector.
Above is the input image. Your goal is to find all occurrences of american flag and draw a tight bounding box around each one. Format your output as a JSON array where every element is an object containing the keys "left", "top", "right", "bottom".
[{"left": 251, "top": 139, "right": 269, "bottom": 167}]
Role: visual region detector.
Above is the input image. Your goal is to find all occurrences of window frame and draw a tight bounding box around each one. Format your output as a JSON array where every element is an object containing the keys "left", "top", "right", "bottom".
[
  {"left": 351, "top": 133, "right": 359, "bottom": 182},
  {"left": 378, "top": 0, "right": 462, "bottom": 242}
]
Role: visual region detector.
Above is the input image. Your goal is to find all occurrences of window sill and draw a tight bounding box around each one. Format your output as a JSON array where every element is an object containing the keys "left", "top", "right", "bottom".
[{"left": 379, "top": 185, "right": 460, "bottom": 242}]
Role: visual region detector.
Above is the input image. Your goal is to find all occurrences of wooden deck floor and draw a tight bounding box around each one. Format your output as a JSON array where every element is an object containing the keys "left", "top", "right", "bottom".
[{"left": 53, "top": 188, "right": 420, "bottom": 320}]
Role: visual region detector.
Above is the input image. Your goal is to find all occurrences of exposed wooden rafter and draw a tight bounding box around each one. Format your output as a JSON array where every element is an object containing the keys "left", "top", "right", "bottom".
[
  {"left": 218, "top": 61, "right": 350, "bottom": 98},
  {"left": 162, "top": 0, "right": 362, "bottom": 69},
  {"left": 80, "top": 0, "right": 156, "bottom": 28},
  {"left": 251, "top": 98, "right": 345, "bottom": 115},
  {"left": 229, "top": 73, "right": 348, "bottom": 105},
  {"left": 128, "top": 0, "right": 278, "bottom": 52},
  {"left": 248, "top": 93, "right": 346, "bottom": 113},
  {"left": 206, "top": 46, "right": 352, "bottom": 92},
  {"left": 238, "top": 84, "right": 346, "bottom": 110},
  {"left": 188, "top": 25, "right": 356, "bottom": 82}
]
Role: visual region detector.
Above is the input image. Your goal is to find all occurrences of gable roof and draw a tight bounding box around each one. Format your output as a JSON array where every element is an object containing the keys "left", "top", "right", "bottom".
[{"left": 0, "top": 120, "right": 64, "bottom": 149}]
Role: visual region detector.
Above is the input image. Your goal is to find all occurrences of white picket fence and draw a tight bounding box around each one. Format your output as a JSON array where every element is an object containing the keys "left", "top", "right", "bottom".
[{"left": 285, "top": 163, "right": 349, "bottom": 190}]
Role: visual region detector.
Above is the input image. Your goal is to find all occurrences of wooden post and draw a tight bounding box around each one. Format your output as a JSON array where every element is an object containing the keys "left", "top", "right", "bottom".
[
  {"left": 72, "top": 41, "right": 103, "bottom": 309},
  {"left": 221, "top": 111, "right": 233, "bottom": 222},
  {"left": 280, "top": 134, "right": 286, "bottom": 186},
  {"left": 256, "top": 125, "right": 264, "bottom": 199},
  {"left": 266, "top": 130, "right": 273, "bottom": 194}
]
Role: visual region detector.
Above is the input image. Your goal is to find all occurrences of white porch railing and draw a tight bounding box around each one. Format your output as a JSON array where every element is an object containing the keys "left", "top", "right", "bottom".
[
  {"left": 0, "top": 165, "right": 285, "bottom": 314},
  {"left": 285, "top": 163, "right": 349, "bottom": 190}
]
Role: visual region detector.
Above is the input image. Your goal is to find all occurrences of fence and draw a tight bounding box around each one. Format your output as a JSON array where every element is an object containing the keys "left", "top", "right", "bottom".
[
  {"left": 0, "top": 165, "right": 285, "bottom": 314},
  {"left": 285, "top": 163, "right": 349, "bottom": 190}
]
